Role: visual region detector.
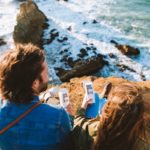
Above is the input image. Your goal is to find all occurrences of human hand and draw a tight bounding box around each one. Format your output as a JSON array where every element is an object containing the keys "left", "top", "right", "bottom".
[
  {"left": 49, "top": 87, "right": 59, "bottom": 97},
  {"left": 100, "top": 82, "right": 112, "bottom": 99},
  {"left": 65, "top": 103, "right": 74, "bottom": 116}
]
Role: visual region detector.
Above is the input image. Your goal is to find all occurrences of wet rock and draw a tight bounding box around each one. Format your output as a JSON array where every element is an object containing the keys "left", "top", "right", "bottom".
[
  {"left": 110, "top": 40, "right": 118, "bottom": 45},
  {"left": 67, "top": 26, "right": 72, "bottom": 31},
  {"left": 92, "top": 19, "right": 98, "bottom": 24},
  {"left": 116, "top": 64, "right": 136, "bottom": 72},
  {"left": 44, "top": 29, "right": 59, "bottom": 44},
  {"left": 56, "top": 55, "right": 106, "bottom": 82},
  {"left": 140, "top": 74, "right": 146, "bottom": 81},
  {"left": 13, "top": 0, "right": 48, "bottom": 47},
  {"left": 82, "top": 48, "right": 87, "bottom": 53},
  {"left": 110, "top": 40, "right": 140, "bottom": 56},
  {"left": 66, "top": 57, "right": 74, "bottom": 67},
  {"left": 59, "top": 49, "right": 69, "bottom": 55},
  {"left": 0, "top": 38, "right": 6, "bottom": 46},
  {"left": 86, "top": 47, "right": 91, "bottom": 50},
  {"left": 50, "top": 29, "right": 57, "bottom": 33},
  {"left": 92, "top": 47, "right": 97, "bottom": 51},
  {"left": 57, "top": 36, "right": 68, "bottom": 43},
  {"left": 78, "top": 48, "right": 88, "bottom": 58},
  {"left": 64, "top": 49, "right": 68, "bottom": 53},
  {"left": 83, "top": 21, "right": 87, "bottom": 25},
  {"left": 117, "top": 45, "right": 140, "bottom": 56},
  {"left": 61, "top": 54, "right": 74, "bottom": 67},
  {"left": 109, "top": 53, "right": 116, "bottom": 58}
]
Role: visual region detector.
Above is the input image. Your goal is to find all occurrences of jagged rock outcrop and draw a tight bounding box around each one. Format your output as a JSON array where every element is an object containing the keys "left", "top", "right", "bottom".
[
  {"left": 111, "top": 40, "right": 140, "bottom": 56},
  {"left": 13, "top": 0, "right": 48, "bottom": 47},
  {"left": 56, "top": 55, "right": 106, "bottom": 82}
]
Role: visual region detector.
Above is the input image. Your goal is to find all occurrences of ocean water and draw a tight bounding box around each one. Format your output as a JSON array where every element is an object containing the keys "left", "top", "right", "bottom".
[
  {"left": 83, "top": 0, "right": 150, "bottom": 48},
  {"left": 68, "top": 0, "right": 150, "bottom": 80},
  {"left": 0, "top": 0, "right": 150, "bottom": 81},
  {"left": 0, "top": 0, "right": 19, "bottom": 53}
]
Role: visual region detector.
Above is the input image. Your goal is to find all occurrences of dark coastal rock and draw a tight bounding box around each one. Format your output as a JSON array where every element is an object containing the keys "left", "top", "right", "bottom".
[
  {"left": 92, "top": 19, "right": 98, "bottom": 24},
  {"left": 13, "top": 0, "right": 48, "bottom": 47},
  {"left": 56, "top": 55, "right": 106, "bottom": 82},
  {"left": 77, "top": 48, "right": 88, "bottom": 58},
  {"left": 110, "top": 40, "right": 140, "bottom": 56},
  {"left": 109, "top": 53, "right": 116, "bottom": 58},
  {"left": 65, "top": 57, "right": 74, "bottom": 67},
  {"left": 92, "top": 47, "right": 97, "bottom": 51},
  {"left": 86, "top": 47, "right": 91, "bottom": 50},
  {"left": 83, "top": 21, "right": 87, "bottom": 25},
  {"left": 59, "top": 49, "right": 69, "bottom": 55},
  {"left": 116, "top": 64, "right": 136, "bottom": 72},
  {"left": 0, "top": 38, "right": 6, "bottom": 46},
  {"left": 67, "top": 26, "right": 72, "bottom": 31},
  {"left": 140, "top": 74, "right": 146, "bottom": 81},
  {"left": 44, "top": 29, "right": 59, "bottom": 44},
  {"left": 57, "top": 36, "right": 68, "bottom": 43}
]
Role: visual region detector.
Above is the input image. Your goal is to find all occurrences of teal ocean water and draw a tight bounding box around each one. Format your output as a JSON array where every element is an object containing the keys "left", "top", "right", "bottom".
[{"left": 90, "top": 0, "right": 150, "bottom": 49}]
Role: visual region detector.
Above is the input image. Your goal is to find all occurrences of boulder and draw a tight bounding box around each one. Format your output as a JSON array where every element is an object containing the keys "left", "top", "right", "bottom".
[
  {"left": 77, "top": 48, "right": 88, "bottom": 58},
  {"left": 56, "top": 55, "right": 106, "bottom": 82},
  {"left": 110, "top": 40, "right": 140, "bottom": 56},
  {"left": 13, "top": 0, "right": 48, "bottom": 47},
  {"left": 0, "top": 38, "right": 6, "bottom": 46},
  {"left": 108, "top": 53, "right": 116, "bottom": 58},
  {"left": 44, "top": 29, "right": 59, "bottom": 44},
  {"left": 92, "top": 19, "right": 98, "bottom": 24}
]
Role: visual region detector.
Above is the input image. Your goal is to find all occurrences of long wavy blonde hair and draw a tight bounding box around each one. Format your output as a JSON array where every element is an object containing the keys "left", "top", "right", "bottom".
[{"left": 94, "top": 83, "right": 145, "bottom": 150}]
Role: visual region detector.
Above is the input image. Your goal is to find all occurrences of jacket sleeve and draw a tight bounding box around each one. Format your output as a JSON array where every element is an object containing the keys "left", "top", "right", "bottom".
[
  {"left": 72, "top": 108, "right": 99, "bottom": 150},
  {"left": 58, "top": 108, "right": 73, "bottom": 150},
  {"left": 59, "top": 108, "right": 72, "bottom": 135}
]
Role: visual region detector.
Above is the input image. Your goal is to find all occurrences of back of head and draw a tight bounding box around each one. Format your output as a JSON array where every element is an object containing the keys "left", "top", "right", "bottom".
[
  {"left": 94, "top": 83, "right": 144, "bottom": 150},
  {"left": 0, "top": 43, "right": 45, "bottom": 104}
]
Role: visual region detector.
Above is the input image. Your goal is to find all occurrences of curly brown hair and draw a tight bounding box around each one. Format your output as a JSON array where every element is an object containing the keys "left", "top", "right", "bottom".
[{"left": 0, "top": 43, "right": 45, "bottom": 104}]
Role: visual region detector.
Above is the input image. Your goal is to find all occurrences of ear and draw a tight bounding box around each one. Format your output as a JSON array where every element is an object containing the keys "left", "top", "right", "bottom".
[{"left": 32, "top": 79, "right": 40, "bottom": 93}]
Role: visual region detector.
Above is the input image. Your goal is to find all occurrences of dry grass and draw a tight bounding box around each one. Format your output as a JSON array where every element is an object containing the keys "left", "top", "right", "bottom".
[{"left": 47, "top": 76, "right": 150, "bottom": 127}]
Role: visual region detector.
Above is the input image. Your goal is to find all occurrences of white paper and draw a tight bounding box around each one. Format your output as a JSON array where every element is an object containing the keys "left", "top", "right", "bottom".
[
  {"left": 58, "top": 88, "right": 70, "bottom": 108},
  {"left": 83, "top": 81, "right": 95, "bottom": 103}
]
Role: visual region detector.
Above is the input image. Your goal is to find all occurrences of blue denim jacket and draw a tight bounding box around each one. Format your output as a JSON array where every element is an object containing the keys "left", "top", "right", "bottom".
[{"left": 0, "top": 96, "right": 72, "bottom": 150}]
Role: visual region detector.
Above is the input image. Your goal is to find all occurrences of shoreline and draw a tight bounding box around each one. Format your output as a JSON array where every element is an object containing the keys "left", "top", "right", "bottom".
[{"left": 0, "top": 0, "right": 150, "bottom": 82}]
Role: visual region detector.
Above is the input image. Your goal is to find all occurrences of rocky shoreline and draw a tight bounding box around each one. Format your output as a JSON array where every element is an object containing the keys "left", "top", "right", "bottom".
[{"left": 9, "top": 0, "right": 146, "bottom": 82}]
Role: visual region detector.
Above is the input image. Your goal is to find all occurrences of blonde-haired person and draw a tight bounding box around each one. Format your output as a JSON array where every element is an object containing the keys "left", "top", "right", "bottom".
[{"left": 72, "top": 83, "right": 150, "bottom": 150}]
